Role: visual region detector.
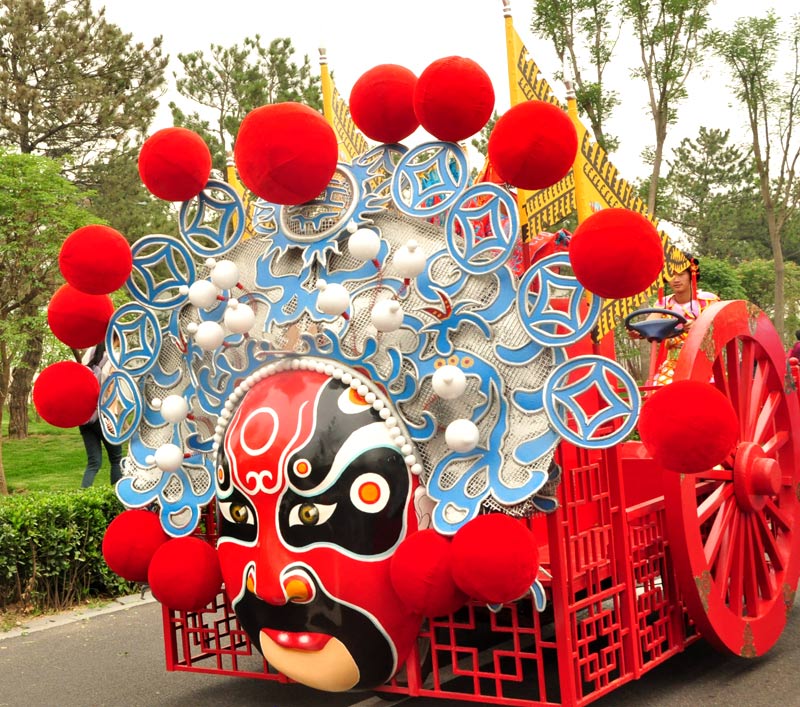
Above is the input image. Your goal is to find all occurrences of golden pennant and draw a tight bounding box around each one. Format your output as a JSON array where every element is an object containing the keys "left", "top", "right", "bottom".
[
  {"left": 502, "top": 3, "right": 687, "bottom": 339},
  {"left": 319, "top": 48, "right": 369, "bottom": 162}
]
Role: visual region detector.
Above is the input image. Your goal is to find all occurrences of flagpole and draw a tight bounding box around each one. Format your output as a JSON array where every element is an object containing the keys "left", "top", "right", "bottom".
[
  {"left": 563, "top": 62, "right": 593, "bottom": 224},
  {"left": 318, "top": 47, "right": 335, "bottom": 127}
]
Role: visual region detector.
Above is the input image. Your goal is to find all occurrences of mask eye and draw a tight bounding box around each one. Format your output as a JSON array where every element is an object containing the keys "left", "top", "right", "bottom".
[
  {"left": 350, "top": 473, "right": 390, "bottom": 513},
  {"left": 219, "top": 500, "right": 255, "bottom": 526},
  {"left": 288, "top": 502, "right": 337, "bottom": 527}
]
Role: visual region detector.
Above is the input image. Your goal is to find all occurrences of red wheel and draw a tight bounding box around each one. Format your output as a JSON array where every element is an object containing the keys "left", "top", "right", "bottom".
[{"left": 664, "top": 300, "right": 800, "bottom": 656}]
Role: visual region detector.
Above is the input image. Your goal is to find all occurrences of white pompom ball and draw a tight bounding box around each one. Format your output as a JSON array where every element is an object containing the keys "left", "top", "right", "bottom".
[
  {"left": 154, "top": 443, "right": 184, "bottom": 472},
  {"left": 371, "top": 299, "right": 404, "bottom": 332},
  {"left": 316, "top": 279, "right": 350, "bottom": 316},
  {"left": 185, "top": 322, "right": 199, "bottom": 335},
  {"left": 432, "top": 365, "right": 468, "bottom": 399},
  {"left": 224, "top": 300, "right": 256, "bottom": 334},
  {"left": 151, "top": 397, "right": 163, "bottom": 410},
  {"left": 391, "top": 239, "right": 426, "bottom": 278},
  {"left": 161, "top": 395, "right": 189, "bottom": 423},
  {"left": 445, "top": 418, "right": 480, "bottom": 453},
  {"left": 210, "top": 259, "right": 240, "bottom": 289},
  {"left": 194, "top": 320, "right": 226, "bottom": 351},
  {"left": 187, "top": 279, "right": 219, "bottom": 308},
  {"left": 348, "top": 228, "right": 381, "bottom": 261}
]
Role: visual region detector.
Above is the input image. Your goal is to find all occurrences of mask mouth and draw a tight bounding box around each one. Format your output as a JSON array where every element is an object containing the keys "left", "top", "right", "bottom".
[{"left": 261, "top": 627, "right": 333, "bottom": 652}]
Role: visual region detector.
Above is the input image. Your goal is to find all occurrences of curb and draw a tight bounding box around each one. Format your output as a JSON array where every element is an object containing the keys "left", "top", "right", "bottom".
[{"left": 0, "top": 590, "right": 157, "bottom": 642}]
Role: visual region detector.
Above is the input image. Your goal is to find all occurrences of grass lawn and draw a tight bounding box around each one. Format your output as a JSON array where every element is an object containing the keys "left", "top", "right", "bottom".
[{"left": 2, "top": 416, "right": 119, "bottom": 493}]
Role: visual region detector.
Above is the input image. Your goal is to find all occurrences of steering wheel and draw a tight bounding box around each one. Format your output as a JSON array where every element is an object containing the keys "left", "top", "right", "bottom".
[{"left": 624, "top": 307, "right": 687, "bottom": 342}]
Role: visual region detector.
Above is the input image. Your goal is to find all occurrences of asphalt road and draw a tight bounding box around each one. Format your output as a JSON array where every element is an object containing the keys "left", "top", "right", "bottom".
[{"left": 1, "top": 598, "right": 799, "bottom": 707}]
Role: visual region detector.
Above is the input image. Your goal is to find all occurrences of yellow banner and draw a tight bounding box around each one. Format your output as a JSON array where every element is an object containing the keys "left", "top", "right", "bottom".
[
  {"left": 504, "top": 20, "right": 687, "bottom": 339},
  {"left": 319, "top": 48, "right": 369, "bottom": 162}
]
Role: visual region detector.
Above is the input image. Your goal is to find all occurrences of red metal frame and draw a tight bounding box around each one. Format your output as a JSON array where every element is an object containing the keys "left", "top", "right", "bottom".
[{"left": 162, "top": 439, "right": 698, "bottom": 706}]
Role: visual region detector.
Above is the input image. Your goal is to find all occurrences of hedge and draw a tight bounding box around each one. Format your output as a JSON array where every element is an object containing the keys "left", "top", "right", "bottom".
[{"left": 0, "top": 486, "right": 136, "bottom": 612}]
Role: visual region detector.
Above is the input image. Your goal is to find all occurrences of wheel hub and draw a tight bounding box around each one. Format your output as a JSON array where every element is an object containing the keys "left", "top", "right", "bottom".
[{"left": 733, "top": 441, "right": 781, "bottom": 512}]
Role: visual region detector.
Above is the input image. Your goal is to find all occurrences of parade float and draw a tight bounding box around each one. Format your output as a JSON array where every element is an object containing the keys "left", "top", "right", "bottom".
[{"left": 33, "top": 3, "right": 800, "bottom": 705}]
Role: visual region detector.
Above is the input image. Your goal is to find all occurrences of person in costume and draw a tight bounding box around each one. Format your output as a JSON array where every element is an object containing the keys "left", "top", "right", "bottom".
[
  {"left": 646, "top": 256, "right": 719, "bottom": 387},
  {"left": 788, "top": 329, "right": 800, "bottom": 361}
]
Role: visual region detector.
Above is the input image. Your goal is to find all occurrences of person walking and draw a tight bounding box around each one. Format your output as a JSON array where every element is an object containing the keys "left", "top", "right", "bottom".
[{"left": 79, "top": 342, "right": 123, "bottom": 487}]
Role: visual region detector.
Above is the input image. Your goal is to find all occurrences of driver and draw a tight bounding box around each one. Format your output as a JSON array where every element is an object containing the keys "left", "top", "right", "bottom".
[{"left": 631, "top": 255, "right": 719, "bottom": 386}]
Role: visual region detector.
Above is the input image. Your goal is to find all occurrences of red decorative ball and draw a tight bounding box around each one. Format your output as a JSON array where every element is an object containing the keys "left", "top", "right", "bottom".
[
  {"left": 488, "top": 101, "right": 578, "bottom": 190},
  {"left": 390, "top": 529, "right": 467, "bottom": 617},
  {"left": 148, "top": 537, "right": 223, "bottom": 611},
  {"left": 47, "top": 284, "right": 114, "bottom": 349},
  {"left": 102, "top": 510, "right": 169, "bottom": 583},
  {"left": 138, "top": 127, "right": 212, "bottom": 202},
  {"left": 59, "top": 224, "right": 132, "bottom": 295},
  {"left": 639, "top": 380, "right": 739, "bottom": 474},
  {"left": 413, "top": 56, "right": 494, "bottom": 142},
  {"left": 32, "top": 361, "right": 99, "bottom": 428},
  {"left": 569, "top": 208, "right": 664, "bottom": 299},
  {"left": 350, "top": 64, "right": 419, "bottom": 144},
  {"left": 234, "top": 102, "right": 338, "bottom": 205},
  {"left": 450, "top": 514, "right": 539, "bottom": 605}
]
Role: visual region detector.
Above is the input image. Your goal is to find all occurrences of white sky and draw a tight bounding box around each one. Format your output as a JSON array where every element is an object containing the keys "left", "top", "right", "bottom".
[{"left": 95, "top": 0, "right": 788, "bottom": 184}]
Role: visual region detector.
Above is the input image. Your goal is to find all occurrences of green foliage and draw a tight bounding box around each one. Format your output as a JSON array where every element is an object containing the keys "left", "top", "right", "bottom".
[
  {"left": 0, "top": 486, "right": 135, "bottom": 611},
  {"left": 660, "top": 128, "right": 768, "bottom": 260},
  {"left": 734, "top": 259, "right": 800, "bottom": 340},
  {"left": 171, "top": 35, "right": 322, "bottom": 173},
  {"left": 697, "top": 257, "right": 747, "bottom": 300},
  {"left": 530, "top": 0, "right": 620, "bottom": 152},
  {"left": 0, "top": 0, "right": 167, "bottom": 159}
]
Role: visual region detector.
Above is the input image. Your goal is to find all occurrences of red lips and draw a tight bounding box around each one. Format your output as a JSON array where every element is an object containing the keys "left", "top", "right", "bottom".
[{"left": 261, "top": 628, "right": 333, "bottom": 652}]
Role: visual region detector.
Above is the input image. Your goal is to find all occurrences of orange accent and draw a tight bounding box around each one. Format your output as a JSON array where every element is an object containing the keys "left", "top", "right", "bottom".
[
  {"left": 284, "top": 577, "right": 311, "bottom": 602},
  {"left": 348, "top": 388, "right": 368, "bottom": 406},
  {"left": 295, "top": 460, "right": 310, "bottom": 475},
  {"left": 359, "top": 481, "right": 381, "bottom": 505},
  {"left": 246, "top": 572, "right": 255, "bottom": 594}
]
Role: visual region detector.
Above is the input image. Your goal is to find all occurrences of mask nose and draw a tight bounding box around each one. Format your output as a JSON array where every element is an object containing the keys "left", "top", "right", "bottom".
[
  {"left": 282, "top": 570, "right": 314, "bottom": 603},
  {"left": 247, "top": 564, "right": 316, "bottom": 605}
]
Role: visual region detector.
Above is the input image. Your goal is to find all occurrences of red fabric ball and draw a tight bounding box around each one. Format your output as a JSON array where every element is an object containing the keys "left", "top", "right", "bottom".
[
  {"left": 639, "top": 380, "right": 739, "bottom": 473},
  {"left": 59, "top": 224, "right": 132, "bottom": 295},
  {"left": 102, "top": 510, "right": 169, "bottom": 583},
  {"left": 32, "top": 361, "right": 99, "bottom": 428},
  {"left": 234, "top": 102, "right": 338, "bottom": 205},
  {"left": 138, "top": 127, "right": 212, "bottom": 202},
  {"left": 414, "top": 56, "right": 494, "bottom": 142},
  {"left": 350, "top": 64, "right": 419, "bottom": 143},
  {"left": 569, "top": 208, "right": 664, "bottom": 299},
  {"left": 148, "top": 537, "right": 223, "bottom": 611},
  {"left": 488, "top": 101, "right": 578, "bottom": 190},
  {"left": 390, "top": 529, "right": 467, "bottom": 617},
  {"left": 47, "top": 284, "right": 114, "bottom": 349},
  {"left": 450, "top": 514, "right": 539, "bottom": 605}
]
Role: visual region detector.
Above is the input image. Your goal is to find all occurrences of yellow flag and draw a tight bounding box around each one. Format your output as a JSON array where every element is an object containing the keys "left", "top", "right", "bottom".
[
  {"left": 502, "top": 4, "right": 687, "bottom": 339},
  {"left": 319, "top": 48, "right": 369, "bottom": 162}
]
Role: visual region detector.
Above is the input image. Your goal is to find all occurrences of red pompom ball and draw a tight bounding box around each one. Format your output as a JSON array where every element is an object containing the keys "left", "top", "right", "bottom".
[
  {"left": 450, "top": 514, "right": 539, "bottom": 605},
  {"left": 488, "top": 101, "right": 578, "bottom": 190},
  {"left": 234, "top": 102, "right": 338, "bottom": 205},
  {"left": 59, "top": 224, "right": 132, "bottom": 295},
  {"left": 47, "top": 284, "right": 114, "bottom": 349},
  {"left": 639, "top": 380, "right": 739, "bottom": 474},
  {"left": 32, "top": 361, "right": 99, "bottom": 428},
  {"left": 350, "top": 64, "right": 419, "bottom": 144},
  {"left": 102, "top": 510, "right": 169, "bottom": 583},
  {"left": 414, "top": 56, "right": 494, "bottom": 142},
  {"left": 569, "top": 208, "right": 664, "bottom": 299},
  {"left": 148, "top": 537, "right": 223, "bottom": 611},
  {"left": 138, "top": 127, "right": 212, "bottom": 202},
  {"left": 390, "top": 529, "right": 467, "bottom": 617}
]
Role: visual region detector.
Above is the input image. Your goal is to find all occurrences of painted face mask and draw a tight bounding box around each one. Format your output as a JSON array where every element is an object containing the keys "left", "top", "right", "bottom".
[{"left": 215, "top": 361, "right": 421, "bottom": 691}]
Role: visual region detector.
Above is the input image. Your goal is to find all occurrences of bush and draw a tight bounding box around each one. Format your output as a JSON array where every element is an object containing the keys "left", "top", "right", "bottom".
[{"left": 0, "top": 486, "right": 135, "bottom": 612}]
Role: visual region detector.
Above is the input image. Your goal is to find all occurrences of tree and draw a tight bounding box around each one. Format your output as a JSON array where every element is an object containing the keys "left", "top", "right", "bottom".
[
  {"left": 531, "top": 0, "right": 621, "bottom": 152},
  {"left": 171, "top": 36, "right": 322, "bottom": 173},
  {"left": 0, "top": 0, "right": 167, "bottom": 437},
  {"left": 713, "top": 12, "right": 800, "bottom": 340},
  {"left": 0, "top": 152, "right": 96, "bottom": 494},
  {"left": 620, "top": 0, "right": 713, "bottom": 215},
  {"left": 735, "top": 259, "right": 800, "bottom": 341},
  {"left": 659, "top": 127, "right": 768, "bottom": 260},
  {"left": 0, "top": 0, "right": 167, "bottom": 161}
]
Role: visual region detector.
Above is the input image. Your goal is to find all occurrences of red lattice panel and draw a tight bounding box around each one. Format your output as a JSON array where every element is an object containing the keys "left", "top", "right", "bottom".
[{"left": 162, "top": 441, "right": 696, "bottom": 706}]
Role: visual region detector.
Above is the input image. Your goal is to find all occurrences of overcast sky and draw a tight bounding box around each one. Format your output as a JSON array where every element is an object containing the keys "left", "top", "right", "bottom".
[{"left": 94, "top": 0, "right": 788, "bottom": 184}]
